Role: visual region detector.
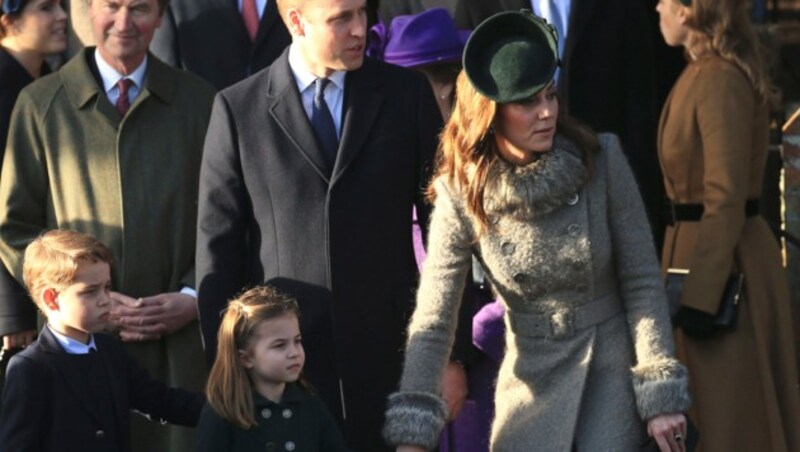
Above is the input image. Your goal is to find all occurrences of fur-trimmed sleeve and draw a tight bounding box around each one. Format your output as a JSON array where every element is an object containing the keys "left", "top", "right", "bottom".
[
  {"left": 601, "top": 133, "right": 692, "bottom": 420},
  {"left": 383, "top": 178, "right": 474, "bottom": 449}
]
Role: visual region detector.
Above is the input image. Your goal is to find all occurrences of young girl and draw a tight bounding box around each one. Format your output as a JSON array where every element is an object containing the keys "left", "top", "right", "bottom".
[{"left": 195, "top": 286, "right": 349, "bottom": 452}]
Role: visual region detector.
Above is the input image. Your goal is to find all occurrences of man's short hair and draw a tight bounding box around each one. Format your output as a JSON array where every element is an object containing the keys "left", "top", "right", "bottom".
[
  {"left": 275, "top": 0, "right": 307, "bottom": 21},
  {"left": 23, "top": 230, "right": 112, "bottom": 311},
  {"left": 86, "top": 0, "right": 170, "bottom": 15}
]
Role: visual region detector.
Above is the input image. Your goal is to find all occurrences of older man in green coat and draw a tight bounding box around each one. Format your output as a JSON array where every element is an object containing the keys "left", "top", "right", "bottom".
[{"left": 0, "top": 0, "right": 215, "bottom": 450}]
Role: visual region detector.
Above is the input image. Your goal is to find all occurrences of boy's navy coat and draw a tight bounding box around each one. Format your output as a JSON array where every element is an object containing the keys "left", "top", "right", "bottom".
[{"left": 0, "top": 327, "right": 204, "bottom": 452}]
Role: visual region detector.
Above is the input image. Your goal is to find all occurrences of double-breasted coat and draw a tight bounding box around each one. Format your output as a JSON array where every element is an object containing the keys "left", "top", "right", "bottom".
[
  {"left": 658, "top": 54, "right": 800, "bottom": 452},
  {"left": 194, "top": 383, "right": 349, "bottom": 452},
  {"left": 384, "top": 134, "right": 690, "bottom": 451},
  {"left": 196, "top": 49, "right": 441, "bottom": 451},
  {"left": 0, "top": 48, "right": 216, "bottom": 452}
]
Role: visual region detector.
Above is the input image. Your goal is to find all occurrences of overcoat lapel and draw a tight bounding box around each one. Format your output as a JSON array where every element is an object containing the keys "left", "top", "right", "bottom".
[
  {"left": 60, "top": 50, "right": 120, "bottom": 128},
  {"left": 563, "top": 0, "right": 597, "bottom": 70},
  {"left": 556, "top": 0, "right": 597, "bottom": 103},
  {"left": 268, "top": 55, "right": 333, "bottom": 181},
  {"left": 39, "top": 328, "right": 108, "bottom": 428},
  {"left": 331, "top": 65, "right": 382, "bottom": 186},
  {"left": 252, "top": 0, "right": 282, "bottom": 55}
]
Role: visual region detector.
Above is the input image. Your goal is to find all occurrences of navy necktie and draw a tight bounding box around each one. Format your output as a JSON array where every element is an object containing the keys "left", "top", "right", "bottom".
[{"left": 311, "top": 78, "right": 339, "bottom": 164}]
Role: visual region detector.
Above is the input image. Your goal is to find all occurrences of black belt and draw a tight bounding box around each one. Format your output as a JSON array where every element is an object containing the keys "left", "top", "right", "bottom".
[{"left": 664, "top": 199, "right": 760, "bottom": 226}]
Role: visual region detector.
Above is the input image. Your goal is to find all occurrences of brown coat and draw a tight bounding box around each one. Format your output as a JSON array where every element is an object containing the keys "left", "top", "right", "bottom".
[{"left": 659, "top": 55, "right": 800, "bottom": 452}]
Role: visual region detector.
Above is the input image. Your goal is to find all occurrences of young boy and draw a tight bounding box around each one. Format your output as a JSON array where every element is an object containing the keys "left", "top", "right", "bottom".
[{"left": 0, "top": 230, "right": 205, "bottom": 451}]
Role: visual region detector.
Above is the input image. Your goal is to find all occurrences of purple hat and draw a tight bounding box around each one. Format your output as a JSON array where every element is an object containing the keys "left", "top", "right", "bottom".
[{"left": 367, "top": 8, "right": 471, "bottom": 68}]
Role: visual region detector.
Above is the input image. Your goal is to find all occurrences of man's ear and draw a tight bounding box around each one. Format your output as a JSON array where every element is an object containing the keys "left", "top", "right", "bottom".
[
  {"left": 286, "top": 8, "right": 306, "bottom": 37},
  {"left": 41, "top": 288, "right": 60, "bottom": 312},
  {"left": 239, "top": 349, "right": 254, "bottom": 369}
]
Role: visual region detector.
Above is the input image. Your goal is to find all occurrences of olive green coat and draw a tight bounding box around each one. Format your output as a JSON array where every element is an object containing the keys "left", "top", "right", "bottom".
[
  {"left": 659, "top": 54, "right": 800, "bottom": 452},
  {"left": 0, "top": 48, "right": 215, "bottom": 452}
]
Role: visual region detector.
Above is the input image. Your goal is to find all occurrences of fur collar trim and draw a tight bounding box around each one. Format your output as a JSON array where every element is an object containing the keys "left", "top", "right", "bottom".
[{"left": 484, "top": 135, "right": 588, "bottom": 220}]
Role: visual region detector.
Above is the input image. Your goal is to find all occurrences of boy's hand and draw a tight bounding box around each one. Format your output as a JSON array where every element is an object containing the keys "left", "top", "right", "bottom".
[{"left": 110, "top": 291, "right": 198, "bottom": 342}]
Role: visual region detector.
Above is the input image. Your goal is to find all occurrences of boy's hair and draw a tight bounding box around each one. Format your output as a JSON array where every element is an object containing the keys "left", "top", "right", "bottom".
[
  {"left": 22, "top": 230, "right": 112, "bottom": 311},
  {"left": 206, "top": 285, "right": 302, "bottom": 429}
]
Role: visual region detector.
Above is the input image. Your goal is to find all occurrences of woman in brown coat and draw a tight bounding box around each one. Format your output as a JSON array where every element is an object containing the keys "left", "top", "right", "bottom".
[{"left": 656, "top": 0, "right": 800, "bottom": 450}]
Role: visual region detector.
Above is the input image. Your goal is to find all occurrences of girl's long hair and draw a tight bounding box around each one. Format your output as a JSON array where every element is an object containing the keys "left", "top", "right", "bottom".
[
  {"left": 682, "top": 0, "right": 774, "bottom": 104},
  {"left": 430, "top": 70, "right": 598, "bottom": 235},
  {"left": 206, "top": 285, "right": 303, "bottom": 429}
]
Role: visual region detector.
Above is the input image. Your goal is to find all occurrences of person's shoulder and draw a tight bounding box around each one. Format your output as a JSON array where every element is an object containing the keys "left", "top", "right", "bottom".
[
  {"left": 358, "top": 57, "right": 428, "bottom": 87},
  {"left": 691, "top": 55, "right": 750, "bottom": 89},
  {"left": 6, "top": 341, "right": 50, "bottom": 376},
  {"left": 150, "top": 55, "right": 217, "bottom": 99}
]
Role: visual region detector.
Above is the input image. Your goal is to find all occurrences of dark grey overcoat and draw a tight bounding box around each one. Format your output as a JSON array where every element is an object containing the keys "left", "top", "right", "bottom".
[{"left": 196, "top": 49, "right": 441, "bottom": 451}]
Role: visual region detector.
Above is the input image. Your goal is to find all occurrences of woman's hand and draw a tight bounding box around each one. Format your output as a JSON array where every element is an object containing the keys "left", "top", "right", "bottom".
[
  {"left": 397, "top": 446, "right": 426, "bottom": 452},
  {"left": 647, "top": 412, "right": 687, "bottom": 452}
]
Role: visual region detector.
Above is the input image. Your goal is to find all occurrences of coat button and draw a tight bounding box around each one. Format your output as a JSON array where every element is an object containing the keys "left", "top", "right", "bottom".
[
  {"left": 95, "top": 429, "right": 105, "bottom": 439},
  {"left": 282, "top": 408, "right": 293, "bottom": 419},
  {"left": 513, "top": 273, "right": 527, "bottom": 283},
  {"left": 501, "top": 241, "right": 516, "bottom": 255},
  {"left": 285, "top": 441, "right": 296, "bottom": 451},
  {"left": 261, "top": 408, "right": 272, "bottom": 419},
  {"left": 567, "top": 193, "right": 579, "bottom": 205},
  {"left": 567, "top": 224, "right": 581, "bottom": 236},
  {"left": 265, "top": 442, "right": 276, "bottom": 452}
]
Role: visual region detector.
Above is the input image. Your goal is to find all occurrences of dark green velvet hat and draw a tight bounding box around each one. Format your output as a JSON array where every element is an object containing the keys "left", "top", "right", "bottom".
[{"left": 463, "top": 10, "right": 559, "bottom": 103}]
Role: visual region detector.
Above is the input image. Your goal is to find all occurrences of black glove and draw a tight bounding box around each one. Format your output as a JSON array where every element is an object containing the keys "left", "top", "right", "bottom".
[{"left": 675, "top": 306, "right": 716, "bottom": 338}]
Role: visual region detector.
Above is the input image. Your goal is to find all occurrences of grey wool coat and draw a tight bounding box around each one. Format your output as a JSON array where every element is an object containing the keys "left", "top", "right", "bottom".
[{"left": 384, "top": 134, "right": 691, "bottom": 450}]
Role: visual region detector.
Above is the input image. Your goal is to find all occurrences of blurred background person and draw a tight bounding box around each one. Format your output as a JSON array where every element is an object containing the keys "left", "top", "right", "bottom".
[
  {"left": 656, "top": 0, "right": 800, "bottom": 450},
  {"left": 0, "top": 0, "right": 67, "bottom": 406},
  {"left": 149, "top": 0, "right": 291, "bottom": 90}
]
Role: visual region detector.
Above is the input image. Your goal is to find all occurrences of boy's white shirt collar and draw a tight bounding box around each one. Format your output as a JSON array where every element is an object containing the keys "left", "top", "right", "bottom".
[{"left": 48, "top": 324, "right": 98, "bottom": 355}]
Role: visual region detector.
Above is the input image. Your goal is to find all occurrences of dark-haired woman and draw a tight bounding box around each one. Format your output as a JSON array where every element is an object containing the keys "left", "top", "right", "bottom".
[
  {"left": 384, "top": 10, "right": 690, "bottom": 452},
  {"left": 0, "top": 0, "right": 67, "bottom": 398},
  {"left": 656, "top": 0, "right": 800, "bottom": 450}
]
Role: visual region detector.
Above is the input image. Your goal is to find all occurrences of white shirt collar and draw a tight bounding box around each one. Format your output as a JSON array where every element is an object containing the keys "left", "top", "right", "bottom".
[
  {"left": 287, "top": 44, "right": 346, "bottom": 94},
  {"left": 94, "top": 50, "right": 148, "bottom": 94},
  {"left": 48, "top": 325, "right": 98, "bottom": 355}
]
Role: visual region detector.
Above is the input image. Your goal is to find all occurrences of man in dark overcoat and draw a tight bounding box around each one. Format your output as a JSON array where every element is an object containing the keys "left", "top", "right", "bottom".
[{"left": 195, "top": 0, "right": 448, "bottom": 449}]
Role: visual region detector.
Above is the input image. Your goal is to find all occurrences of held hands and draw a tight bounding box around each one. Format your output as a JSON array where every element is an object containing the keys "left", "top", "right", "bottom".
[
  {"left": 647, "top": 412, "right": 687, "bottom": 452},
  {"left": 441, "top": 361, "right": 468, "bottom": 421},
  {"left": 396, "top": 446, "right": 427, "bottom": 452},
  {"left": 110, "top": 291, "right": 198, "bottom": 342}
]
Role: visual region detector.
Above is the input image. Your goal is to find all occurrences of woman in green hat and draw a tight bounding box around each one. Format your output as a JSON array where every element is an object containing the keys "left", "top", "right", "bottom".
[
  {"left": 656, "top": 0, "right": 800, "bottom": 450},
  {"left": 384, "top": 10, "right": 689, "bottom": 452}
]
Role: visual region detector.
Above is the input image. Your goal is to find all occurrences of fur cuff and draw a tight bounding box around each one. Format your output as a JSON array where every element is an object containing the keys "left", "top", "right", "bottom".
[
  {"left": 631, "top": 358, "right": 692, "bottom": 420},
  {"left": 383, "top": 391, "right": 447, "bottom": 449}
]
